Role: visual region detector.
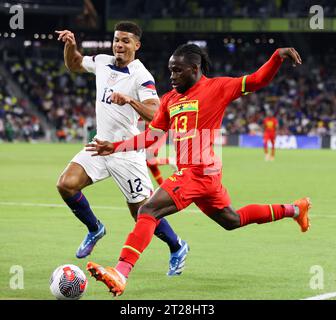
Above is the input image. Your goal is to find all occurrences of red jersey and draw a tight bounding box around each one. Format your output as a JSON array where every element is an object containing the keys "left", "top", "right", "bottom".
[
  {"left": 112, "top": 49, "right": 283, "bottom": 170},
  {"left": 263, "top": 117, "right": 277, "bottom": 135},
  {"left": 149, "top": 75, "right": 244, "bottom": 169}
]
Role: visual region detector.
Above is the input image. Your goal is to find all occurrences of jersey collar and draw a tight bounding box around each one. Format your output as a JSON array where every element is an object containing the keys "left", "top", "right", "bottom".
[{"left": 107, "top": 58, "right": 140, "bottom": 74}]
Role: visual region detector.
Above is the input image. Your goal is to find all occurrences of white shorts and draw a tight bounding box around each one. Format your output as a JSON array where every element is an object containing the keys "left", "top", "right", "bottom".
[{"left": 71, "top": 149, "right": 153, "bottom": 203}]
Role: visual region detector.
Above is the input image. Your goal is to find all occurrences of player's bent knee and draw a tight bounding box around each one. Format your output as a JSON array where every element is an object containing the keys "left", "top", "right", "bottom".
[
  {"left": 224, "top": 217, "right": 241, "bottom": 230},
  {"left": 138, "top": 203, "right": 163, "bottom": 220},
  {"left": 223, "top": 222, "right": 239, "bottom": 231},
  {"left": 138, "top": 203, "right": 155, "bottom": 215},
  {"left": 56, "top": 175, "right": 80, "bottom": 196}
]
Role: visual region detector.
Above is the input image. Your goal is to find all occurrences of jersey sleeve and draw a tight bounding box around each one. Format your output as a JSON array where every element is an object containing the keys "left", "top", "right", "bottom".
[
  {"left": 215, "top": 50, "right": 283, "bottom": 103},
  {"left": 81, "top": 54, "right": 113, "bottom": 74},
  {"left": 216, "top": 76, "right": 245, "bottom": 102},
  {"left": 136, "top": 70, "right": 159, "bottom": 102},
  {"left": 149, "top": 93, "right": 170, "bottom": 132},
  {"left": 82, "top": 55, "right": 97, "bottom": 74}
]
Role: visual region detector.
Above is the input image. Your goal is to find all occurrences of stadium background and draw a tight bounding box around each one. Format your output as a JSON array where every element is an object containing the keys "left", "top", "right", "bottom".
[{"left": 1, "top": 0, "right": 336, "bottom": 301}]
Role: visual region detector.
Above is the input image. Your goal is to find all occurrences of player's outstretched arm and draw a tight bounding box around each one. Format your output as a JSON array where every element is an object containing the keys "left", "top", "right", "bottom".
[
  {"left": 55, "top": 30, "right": 86, "bottom": 73},
  {"left": 85, "top": 129, "right": 165, "bottom": 157},
  {"left": 245, "top": 47, "right": 302, "bottom": 93}
]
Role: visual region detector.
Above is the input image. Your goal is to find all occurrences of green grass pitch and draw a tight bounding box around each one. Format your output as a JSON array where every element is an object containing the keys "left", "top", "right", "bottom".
[{"left": 0, "top": 143, "right": 336, "bottom": 300}]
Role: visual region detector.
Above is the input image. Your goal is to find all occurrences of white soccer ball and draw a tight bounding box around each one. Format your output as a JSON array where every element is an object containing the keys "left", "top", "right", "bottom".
[{"left": 49, "top": 264, "right": 88, "bottom": 300}]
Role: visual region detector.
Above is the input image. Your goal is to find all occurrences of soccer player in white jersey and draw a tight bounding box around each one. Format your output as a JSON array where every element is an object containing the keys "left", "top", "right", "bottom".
[{"left": 55, "top": 22, "right": 189, "bottom": 276}]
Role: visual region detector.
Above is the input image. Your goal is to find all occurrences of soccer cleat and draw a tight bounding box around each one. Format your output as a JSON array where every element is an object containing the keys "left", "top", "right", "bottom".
[
  {"left": 167, "top": 239, "right": 190, "bottom": 276},
  {"left": 76, "top": 221, "right": 106, "bottom": 259},
  {"left": 86, "top": 262, "right": 126, "bottom": 296},
  {"left": 293, "top": 197, "right": 312, "bottom": 232}
]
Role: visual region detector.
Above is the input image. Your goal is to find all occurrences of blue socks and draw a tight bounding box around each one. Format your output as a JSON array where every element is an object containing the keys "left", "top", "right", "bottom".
[
  {"left": 154, "top": 218, "right": 181, "bottom": 253},
  {"left": 65, "top": 192, "right": 181, "bottom": 253},
  {"left": 64, "top": 191, "right": 99, "bottom": 232}
]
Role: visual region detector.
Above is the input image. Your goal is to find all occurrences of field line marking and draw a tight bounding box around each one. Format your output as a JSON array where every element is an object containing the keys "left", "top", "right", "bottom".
[
  {"left": 302, "top": 292, "right": 336, "bottom": 300},
  {"left": 0, "top": 201, "right": 201, "bottom": 212},
  {"left": 0, "top": 201, "right": 331, "bottom": 217},
  {"left": 0, "top": 201, "right": 126, "bottom": 210}
]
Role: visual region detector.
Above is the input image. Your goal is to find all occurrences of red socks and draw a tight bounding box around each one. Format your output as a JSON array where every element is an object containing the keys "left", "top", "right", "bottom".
[
  {"left": 116, "top": 261, "right": 133, "bottom": 278},
  {"left": 116, "top": 214, "right": 159, "bottom": 277},
  {"left": 115, "top": 205, "right": 295, "bottom": 277},
  {"left": 237, "top": 204, "right": 294, "bottom": 226}
]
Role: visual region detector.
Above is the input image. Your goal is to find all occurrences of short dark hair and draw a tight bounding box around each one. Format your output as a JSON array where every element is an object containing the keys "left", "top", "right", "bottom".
[
  {"left": 114, "top": 21, "right": 142, "bottom": 39},
  {"left": 173, "top": 43, "right": 211, "bottom": 75}
]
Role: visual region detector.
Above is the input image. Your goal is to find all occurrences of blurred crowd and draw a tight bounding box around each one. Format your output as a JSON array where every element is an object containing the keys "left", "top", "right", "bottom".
[
  {"left": 1, "top": 42, "right": 336, "bottom": 142},
  {"left": 6, "top": 59, "right": 96, "bottom": 142},
  {"left": 214, "top": 46, "right": 336, "bottom": 137},
  {"left": 108, "top": 0, "right": 336, "bottom": 18},
  {"left": 0, "top": 74, "right": 44, "bottom": 142}
]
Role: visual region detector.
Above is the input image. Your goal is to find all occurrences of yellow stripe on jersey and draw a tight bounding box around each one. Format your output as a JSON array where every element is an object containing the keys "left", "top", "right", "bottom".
[
  {"left": 122, "top": 245, "right": 141, "bottom": 255},
  {"left": 269, "top": 204, "right": 275, "bottom": 221},
  {"left": 241, "top": 75, "right": 251, "bottom": 95}
]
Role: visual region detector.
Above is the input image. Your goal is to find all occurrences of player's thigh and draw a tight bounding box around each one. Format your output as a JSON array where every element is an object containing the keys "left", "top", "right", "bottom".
[
  {"left": 69, "top": 149, "right": 110, "bottom": 184},
  {"left": 106, "top": 154, "right": 154, "bottom": 204},
  {"left": 263, "top": 135, "right": 269, "bottom": 145},
  {"left": 270, "top": 136, "right": 276, "bottom": 146},
  {"left": 139, "top": 186, "right": 179, "bottom": 219},
  {"left": 57, "top": 161, "right": 92, "bottom": 191}
]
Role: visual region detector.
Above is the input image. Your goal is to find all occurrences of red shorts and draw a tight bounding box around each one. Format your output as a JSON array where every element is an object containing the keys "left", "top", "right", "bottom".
[
  {"left": 263, "top": 133, "right": 276, "bottom": 145},
  {"left": 161, "top": 167, "right": 231, "bottom": 215}
]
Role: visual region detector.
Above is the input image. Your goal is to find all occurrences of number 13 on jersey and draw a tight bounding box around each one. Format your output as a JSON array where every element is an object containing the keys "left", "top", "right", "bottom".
[{"left": 169, "top": 100, "right": 199, "bottom": 141}]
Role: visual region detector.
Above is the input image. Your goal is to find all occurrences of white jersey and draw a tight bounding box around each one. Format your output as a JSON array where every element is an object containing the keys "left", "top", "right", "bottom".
[{"left": 82, "top": 54, "right": 159, "bottom": 148}]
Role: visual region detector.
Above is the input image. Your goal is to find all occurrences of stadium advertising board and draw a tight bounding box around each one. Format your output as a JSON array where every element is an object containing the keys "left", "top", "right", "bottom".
[
  {"left": 239, "top": 135, "right": 321, "bottom": 149},
  {"left": 331, "top": 136, "right": 336, "bottom": 150},
  {"left": 107, "top": 18, "right": 336, "bottom": 33}
]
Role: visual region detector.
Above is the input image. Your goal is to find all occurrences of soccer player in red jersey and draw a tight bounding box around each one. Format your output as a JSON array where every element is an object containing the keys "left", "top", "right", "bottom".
[
  {"left": 263, "top": 110, "right": 278, "bottom": 161},
  {"left": 85, "top": 44, "right": 312, "bottom": 296}
]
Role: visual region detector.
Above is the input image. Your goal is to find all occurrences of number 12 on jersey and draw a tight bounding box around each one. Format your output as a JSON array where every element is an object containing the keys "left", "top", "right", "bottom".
[
  {"left": 127, "top": 178, "right": 143, "bottom": 198},
  {"left": 101, "top": 87, "right": 114, "bottom": 104}
]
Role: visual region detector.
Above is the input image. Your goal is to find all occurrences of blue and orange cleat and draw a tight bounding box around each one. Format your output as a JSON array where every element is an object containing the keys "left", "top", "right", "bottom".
[
  {"left": 293, "top": 197, "right": 312, "bottom": 232},
  {"left": 167, "top": 239, "right": 190, "bottom": 276},
  {"left": 76, "top": 221, "right": 106, "bottom": 258},
  {"left": 86, "top": 261, "right": 126, "bottom": 296}
]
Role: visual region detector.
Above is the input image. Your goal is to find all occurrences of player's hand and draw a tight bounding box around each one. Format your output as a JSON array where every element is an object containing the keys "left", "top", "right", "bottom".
[
  {"left": 278, "top": 48, "right": 302, "bottom": 67},
  {"left": 109, "top": 92, "right": 132, "bottom": 105},
  {"left": 85, "top": 138, "right": 115, "bottom": 156},
  {"left": 55, "top": 30, "right": 76, "bottom": 46}
]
